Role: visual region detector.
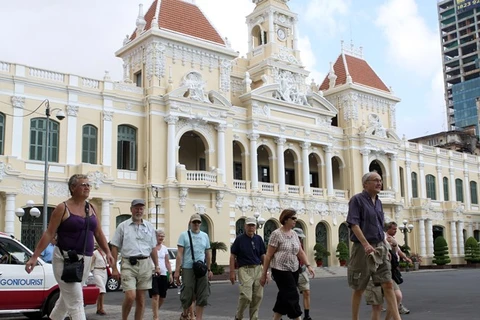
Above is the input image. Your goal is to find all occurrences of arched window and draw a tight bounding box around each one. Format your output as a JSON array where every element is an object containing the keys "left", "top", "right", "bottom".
[
  {"left": 411, "top": 172, "right": 418, "bottom": 198},
  {"left": 399, "top": 167, "right": 405, "bottom": 197},
  {"left": 0, "top": 113, "right": 4, "bottom": 155},
  {"left": 30, "top": 118, "right": 59, "bottom": 162},
  {"left": 426, "top": 174, "right": 436, "bottom": 200},
  {"left": 443, "top": 177, "right": 449, "bottom": 201},
  {"left": 117, "top": 125, "right": 137, "bottom": 170},
  {"left": 456, "top": 178, "right": 464, "bottom": 202},
  {"left": 82, "top": 124, "right": 97, "bottom": 164},
  {"left": 470, "top": 181, "right": 478, "bottom": 204}
]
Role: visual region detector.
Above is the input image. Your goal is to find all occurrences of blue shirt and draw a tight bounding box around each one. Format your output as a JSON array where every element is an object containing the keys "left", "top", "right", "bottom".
[
  {"left": 346, "top": 190, "right": 385, "bottom": 243},
  {"left": 178, "top": 229, "right": 210, "bottom": 269},
  {"left": 231, "top": 233, "right": 266, "bottom": 267},
  {"left": 41, "top": 243, "right": 55, "bottom": 263}
]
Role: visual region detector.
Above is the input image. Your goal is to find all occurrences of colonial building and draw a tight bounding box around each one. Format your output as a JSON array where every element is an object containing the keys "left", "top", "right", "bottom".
[{"left": 1, "top": 0, "right": 480, "bottom": 266}]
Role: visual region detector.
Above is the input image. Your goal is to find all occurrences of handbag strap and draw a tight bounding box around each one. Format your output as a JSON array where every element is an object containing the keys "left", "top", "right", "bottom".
[
  {"left": 81, "top": 202, "right": 90, "bottom": 256},
  {"left": 187, "top": 231, "right": 196, "bottom": 261}
]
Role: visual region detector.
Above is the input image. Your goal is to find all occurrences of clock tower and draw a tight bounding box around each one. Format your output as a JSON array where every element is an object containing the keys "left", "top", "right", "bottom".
[{"left": 245, "top": 0, "right": 306, "bottom": 89}]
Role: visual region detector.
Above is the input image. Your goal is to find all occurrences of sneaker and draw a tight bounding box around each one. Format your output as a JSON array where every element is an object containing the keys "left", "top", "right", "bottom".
[
  {"left": 381, "top": 308, "right": 386, "bottom": 312},
  {"left": 399, "top": 304, "right": 410, "bottom": 314}
]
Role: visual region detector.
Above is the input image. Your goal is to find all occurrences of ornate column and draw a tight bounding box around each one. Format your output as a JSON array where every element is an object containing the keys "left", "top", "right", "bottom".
[
  {"left": 419, "top": 162, "right": 426, "bottom": 199},
  {"left": 458, "top": 220, "right": 465, "bottom": 256},
  {"left": 389, "top": 154, "right": 398, "bottom": 192},
  {"left": 449, "top": 168, "right": 456, "bottom": 201},
  {"left": 426, "top": 219, "right": 434, "bottom": 257},
  {"left": 4, "top": 193, "right": 16, "bottom": 235},
  {"left": 268, "top": 9, "right": 275, "bottom": 44},
  {"left": 216, "top": 124, "right": 227, "bottom": 184},
  {"left": 436, "top": 165, "right": 444, "bottom": 201},
  {"left": 360, "top": 148, "right": 370, "bottom": 175},
  {"left": 165, "top": 116, "right": 179, "bottom": 182},
  {"left": 276, "top": 138, "right": 286, "bottom": 193},
  {"left": 301, "top": 142, "right": 311, "bottom": 195},
  {"left": 66, "top": 105, "right": 78, "bottom": 165},
  {"left": 101, "top": 199, "right": 112, "bottom": 240},
  {"left": 467, "top": 222, "right": 474, "bottom": 238},
  {"left": 11, "top": 96, "right": 25, "bottom": 158},
  {"left": 406, "top": 160, "right": 413, "bottom": 203},
  {"left": 450, "top": 221, "right": 458, "bottom": 256},
  {"left": 418, "top": 218, "right": 426, "bottom": 258},
  {"left": 102, "top": 111, "right": 114, "bottom": 167},
  {"left": 324, "top": 146, "right": 334, "bottom": 197},
  {"left": 292, "top": 17, "right": 299, "bottom": 51},
  {"left": 248, "top": 133, "right": 259, "bottom": 191},
  {"left": 463, "top": 168, "right": 470, "bottom": 209}
]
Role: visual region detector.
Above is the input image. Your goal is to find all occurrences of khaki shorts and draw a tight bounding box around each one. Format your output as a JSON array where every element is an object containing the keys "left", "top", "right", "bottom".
[
  {"left": 297, "top": 270, "right": 310, "bottom": 292},
  {"left": 121, "top": 258, "right": 153, "bottom": 291},
  {"left": 347, "top": 242, "right": 391, "bottom": 291},
  {"left": 364, "top": 281, "right": 383, "bottom": 305}
]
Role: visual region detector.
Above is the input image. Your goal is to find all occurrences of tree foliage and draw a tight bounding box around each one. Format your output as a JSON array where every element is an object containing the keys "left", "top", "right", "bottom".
[
  {"left": 432, "top": 236, "right": 451, "bottom": 265},
  {"left": 210, "top": 241, "right": 227, "bottom": 265},
  {"left": 464, "top": 236, "right": 480, "bottom": 263}
]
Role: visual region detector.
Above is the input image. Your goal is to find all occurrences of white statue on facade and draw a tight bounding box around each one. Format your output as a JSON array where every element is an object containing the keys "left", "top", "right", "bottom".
[
  {"left": 182, "top": 72, "right": 209, "bottom": 103},
  {"left": 368, "top": 113, "right": 387, "bottom": 138}
]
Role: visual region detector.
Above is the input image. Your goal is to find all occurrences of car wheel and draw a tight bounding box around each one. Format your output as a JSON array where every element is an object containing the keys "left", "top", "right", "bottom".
[
  {"left": 106, "top": 276, "right": 120, "bottom": 292},
  {"left": 23, "top": 312, "right": 43, "bottom": 319},
  {"left": 46, "top": 291, "right": 60, "bottom": 317}
]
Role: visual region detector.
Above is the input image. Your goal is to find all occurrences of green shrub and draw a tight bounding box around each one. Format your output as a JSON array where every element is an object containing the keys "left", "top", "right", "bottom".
[
  {"left": 336, "top": 242, "right": 349, "bottom": 261},
  {"left": 313, "top": 243, "right": 330, "bottom": 261},
  {"left": 210, "top": 262, "right": 224, "bottom": 275},
  {"left": 432, "top": 236, "right": 451, "bottom": 265},
  {"left": 464, "top": 237, "right": 480, "bottom": 263}
]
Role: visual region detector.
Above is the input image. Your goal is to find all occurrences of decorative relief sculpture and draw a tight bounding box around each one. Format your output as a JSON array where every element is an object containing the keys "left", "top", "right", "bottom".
[
  {"left": 181, "top": 71, "right": 210, "bottom": 103},
  {"left": 87, "top": 171, "right": 109, "bottom": 190},
  {"left": 11, "top": 96, "right": 25, "bottom": 109},
  {"left": 273, "top": 46, "right": 299, "bottom": 64},
  {"left": 220, "top": 58, "right": 232, "bottom": 93},
  {"left": 235, "top": 196, "right": 253, "bottom": 215},
  {"left": 179, "top": 188, "right": 188, "bottom": 212},
  {"left": 66, "top": 105, "right": 79, "bottom": 117},
  {"left": 273, "top": 69, "right": 309, "bottom": 106},
  {"left": 216, "top": 191, "right": 225, "bottom": 214},
  {"left": 21, "top": 181, "right": 69, "bottom": 197},
  {"left": 367, "top": 113, "right": 387, "bottom": 138}
]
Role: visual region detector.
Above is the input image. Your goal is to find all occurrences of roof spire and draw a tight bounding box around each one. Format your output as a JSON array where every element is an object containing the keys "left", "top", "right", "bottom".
[{"left": 136, "top": 4, "right": 146, "bottom": 36}]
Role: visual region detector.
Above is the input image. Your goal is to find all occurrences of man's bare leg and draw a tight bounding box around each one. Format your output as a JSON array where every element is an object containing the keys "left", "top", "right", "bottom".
[
  {"left": 352, "top": 289, "right": 364, "bottom": 320},
  {"left": 122, "top": 290, "right": 136, "bottom": 320},
  {"left": 134, "top": 289, "right": 146, "bottom": 320},
  {"left": 381, "top": 282, "right": 401, "bottom": 320}
]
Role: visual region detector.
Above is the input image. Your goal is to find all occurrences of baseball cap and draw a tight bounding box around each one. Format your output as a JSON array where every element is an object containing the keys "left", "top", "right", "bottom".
[
  {"left": 131, "top": 199, "right": 145, "bottom": 206},
  {"left": 190, "top": 213, "right": 202, "bottom": 222},
  {"left": 293, "top": 227, "right": 306, "bottom": 238},
  {"left": 245, "top": 217, "right": 257, "bottom": 225}
]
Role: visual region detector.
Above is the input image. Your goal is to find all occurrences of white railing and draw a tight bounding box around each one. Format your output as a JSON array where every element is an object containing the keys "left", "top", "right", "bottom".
[
  {"left": 82, "top": 77, "right": 100, "bottom": 89},
  {"left": 312, "top": 187, "right": 324, "bottom": 197},
  {"left": 29, "top": 67, "right": 65, "bottom": 82},
  {"left": 0, "top": 61, "right": 9, "bottom": 72},
  {"left": 379, "top": 190, "right": 395, "bottom": 200},
  {"left": 186, "top": 170, "right": 217, "bottom": 183},
  {"left": 334, "top": 189, "right": 347, "bottom": 198},
  {"left": 287, "top": 185, "right": 301, "bottom": 195},
  {"left": 233, "top": 180, "right": 247, "bottom": 190},
  {"left": 260, "top": 182, "right": 274, "bottom": 193},
  {"left": 114, "top": 82, "right": 144, "bottom": 94},
  {"left": 422, "top": 145, "right": 435, "bottom": 153}
]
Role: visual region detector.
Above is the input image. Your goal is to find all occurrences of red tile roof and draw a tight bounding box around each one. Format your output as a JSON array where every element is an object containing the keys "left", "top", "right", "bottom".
[
  {"left": 319, "top": 53, "right": 390, "bottom": 93},
  {"left": 130, "top": 0, "right": 225, "bottom": 45}
]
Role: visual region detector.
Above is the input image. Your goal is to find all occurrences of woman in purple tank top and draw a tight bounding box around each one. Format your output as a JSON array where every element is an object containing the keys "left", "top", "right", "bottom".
[{"left": 25, "top": 174, "right": 114, "bottom": 320}]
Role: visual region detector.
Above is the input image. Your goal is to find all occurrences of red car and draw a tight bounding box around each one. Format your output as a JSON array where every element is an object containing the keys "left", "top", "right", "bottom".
[{"left": 0, "top": 232, "right": 99, "bottom": 318}]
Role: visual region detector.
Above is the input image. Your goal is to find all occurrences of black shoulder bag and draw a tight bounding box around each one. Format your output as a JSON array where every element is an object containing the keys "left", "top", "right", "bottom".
[
  {"left": 61, "top": 202, "right": 90, "bottom": 283},
  {"left": 188, "top": 231, "right": 208, "bottom": 278},
  {"left": 390, "top": 249, "right": 404, "bottom": 285}
]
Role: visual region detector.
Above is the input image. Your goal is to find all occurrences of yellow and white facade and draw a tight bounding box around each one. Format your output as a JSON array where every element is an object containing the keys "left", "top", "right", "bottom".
[{"left": 1, "top": 0, "right": 479, "bottom": 266}]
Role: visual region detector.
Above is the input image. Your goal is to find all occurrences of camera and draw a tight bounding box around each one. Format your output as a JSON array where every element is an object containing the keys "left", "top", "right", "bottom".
[{"left": 67, "top": 250, "right": 79, "bottom": 262}]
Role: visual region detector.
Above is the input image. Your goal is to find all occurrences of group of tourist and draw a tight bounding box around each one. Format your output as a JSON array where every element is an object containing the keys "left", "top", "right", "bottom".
[{"left": 24, "top": 171, "right": 410, "bottom": 320}]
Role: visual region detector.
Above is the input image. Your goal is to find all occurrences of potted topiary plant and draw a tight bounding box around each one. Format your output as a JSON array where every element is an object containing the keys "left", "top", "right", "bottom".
[
  {"left": 336, "top": 241, "right": 349, "bottom": 266},
  {"left": 432, "top": 236, "right": 451, "bottom": 267},
  {"left": 313, "top": 243, "right": 330, "bottom": 267},
  {"left": 464, "top": 236, "right": 480, "bottom": 266}
]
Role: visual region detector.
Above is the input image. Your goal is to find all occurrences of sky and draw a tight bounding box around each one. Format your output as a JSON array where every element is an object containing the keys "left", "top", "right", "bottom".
[{"left": 0, "top": 0, "right": 445, "bottom": 139}]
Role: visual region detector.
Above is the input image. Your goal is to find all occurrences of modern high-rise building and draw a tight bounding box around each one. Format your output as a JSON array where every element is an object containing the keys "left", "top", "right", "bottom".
[{"left": 437, "top": 0, "right": 480, "bottom": 132}]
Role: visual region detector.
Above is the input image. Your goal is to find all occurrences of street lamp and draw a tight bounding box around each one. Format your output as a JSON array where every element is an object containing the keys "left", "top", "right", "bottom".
[
  {"left": 15, "top": 200, "right": 41, "bottom": 248},
  {"left": 40, "top": 99, "right": 65, "bottom": 232},
  {"left": 151, "top": 186, "right": 161, "bottom": 229},
  {"left": 253, "top": 211, "right": 266, "bottom": 234},
  {"left": 398, "top": 219, "right": 414, "bottom": 248}
]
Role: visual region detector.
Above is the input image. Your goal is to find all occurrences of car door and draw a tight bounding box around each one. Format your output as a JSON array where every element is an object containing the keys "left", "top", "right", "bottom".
[{"left": 0, "top": 237, "right": 46, "bottom": 310}]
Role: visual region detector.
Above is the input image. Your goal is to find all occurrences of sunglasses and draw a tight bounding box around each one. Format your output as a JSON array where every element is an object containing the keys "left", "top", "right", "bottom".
[
  {"left": 78, "top": 183, "right": 91, "bottom": 188},
  {"left": 192, "top": 221, "right": 201, "bottom": 224},
  {"left": 290, "top": 217, "right": 297, "bottom": 221}
]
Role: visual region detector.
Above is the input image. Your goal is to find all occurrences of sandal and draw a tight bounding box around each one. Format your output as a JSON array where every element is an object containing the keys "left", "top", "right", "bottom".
[
  {"left": 179, "top": 312, "right": 189, "bottom": 320},
  {"left": 96, "top": 310, "right": 107, "bottom": 315}
]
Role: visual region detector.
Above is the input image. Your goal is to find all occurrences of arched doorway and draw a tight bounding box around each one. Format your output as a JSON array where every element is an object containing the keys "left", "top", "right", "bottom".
[
  {"left": 263, "top": 220, "right": 278, "bottom": 246},
  {"left": 236, "top": 218, "right": 246, "bottom": 236},
  {"left": 179, "top": 131, "right": 207, "bottom": 171},
  {"left": 116, "top": 214, "right": 131, "bottom": 227},
  {"left": 433, "top": 225, "right": 444, "bottom": 241},
  {"left": 315, "top": 222, "right": 329, "bottom": 267},
  {"left": 200, "top": 215, "right": 209, "bottom": 235},
  {"left": 369, "top": 160, "right": 384, "bottom": 190},
  {"left": 339, "top": 223, "right": 349, "bottom": 244}
]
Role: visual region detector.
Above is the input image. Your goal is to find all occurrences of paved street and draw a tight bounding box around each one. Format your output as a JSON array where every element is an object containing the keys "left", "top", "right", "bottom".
[{"left": 2, "top": 268, "right": 480, "bottom": 319}]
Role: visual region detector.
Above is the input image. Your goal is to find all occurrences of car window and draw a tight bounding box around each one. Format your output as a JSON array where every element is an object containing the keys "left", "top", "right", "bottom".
[
  {"left": 168, "top": 249, "right": 177, "bottom": 259},
  {"left": 0, "top": 238, "right": 30, "bottom": 265}
]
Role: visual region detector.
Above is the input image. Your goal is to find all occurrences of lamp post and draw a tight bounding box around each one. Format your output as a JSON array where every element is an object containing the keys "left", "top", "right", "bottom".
[
  {"left": 398, "top": 219, "right": 414, "bottom": 248},
  {"left": 151, "top": 186, "right": 161, "bottom": 229},
  {"left": 41, "top": 100, "right": 65, "bottom": 232},
  {"left": 15, "top": 200, "right": 41, "bottom": 249},
  {"left": 253, "top": 211, "right": 266, "bottom": 234}
]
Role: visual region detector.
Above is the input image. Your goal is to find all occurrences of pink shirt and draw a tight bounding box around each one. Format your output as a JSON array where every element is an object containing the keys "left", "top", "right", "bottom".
[{"left": 269, "top": 228, "right": 301, "bottom": 272}]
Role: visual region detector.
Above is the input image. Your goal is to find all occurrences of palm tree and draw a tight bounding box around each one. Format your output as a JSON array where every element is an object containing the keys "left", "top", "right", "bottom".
[{"left": 210, "top": 241, "right": 227, "bottom": 264}]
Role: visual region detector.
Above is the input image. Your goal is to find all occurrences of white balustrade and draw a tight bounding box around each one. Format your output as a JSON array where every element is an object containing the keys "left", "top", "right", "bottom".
[
  {"left": 334, "top": 189, "right": 347, "bottom": 198},
  {"left": 186, "top": 170, "right": 217, "bottom": 183},
  {"left": 29, "top": 67, "right": 65, "bottom": 82},
  {"left": 82, "top": 77, "right": 100, "bottom": 89},
  {"left": 287, "top": 185, "right": 301, "bottom": 195},
  {"left": 260, "top": 182, "right": 274, "bottom": 193},
  {"left": 114, "top": 82, "right": 144, "bottom": 94},
  {"left": 233, "top": 180, "right": 247, "bottom": 190},
  {"left": 312, "top": 188, "right": 324, "bottom": 197},
  {"left": 0, "top": 61, "right": 10, "bottom": 72},
  {"left": 378, "top": 190, "right": 395, "bottom": 200}
]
